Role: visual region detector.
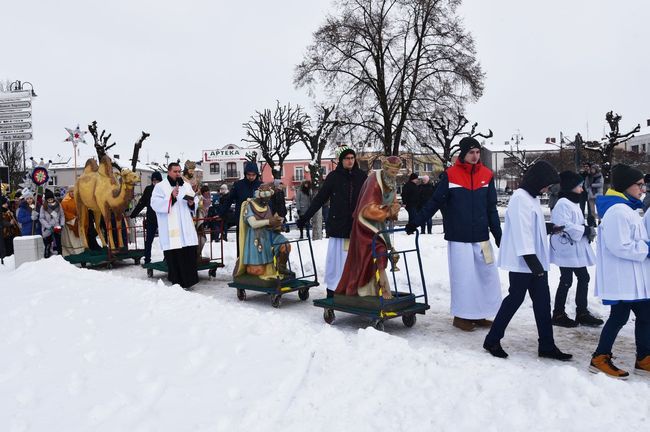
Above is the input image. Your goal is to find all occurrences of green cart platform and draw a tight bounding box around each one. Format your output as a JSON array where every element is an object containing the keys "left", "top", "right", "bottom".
[
  {"left": 64, "top": 248, "right": 146, "bottom": 269},
  {"left": 312, "top": 228, "right": 429, "bottom": 331},
  {"left": 143, "top": 260, "right": 225, "bottom": 279},
  {"left": 227, "top": 222, "right": 319, "bottom": 308}
]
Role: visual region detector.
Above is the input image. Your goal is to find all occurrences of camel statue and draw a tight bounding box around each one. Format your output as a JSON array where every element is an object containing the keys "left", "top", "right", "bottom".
[{"left": 75, "top": 156, "right": 141, "bottom": 250}]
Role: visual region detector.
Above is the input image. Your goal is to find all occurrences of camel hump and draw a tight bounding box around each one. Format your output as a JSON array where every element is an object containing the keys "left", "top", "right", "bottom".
[
  {"left": 83, "top": 158, "right": 99, "bottom": 173},
  {"left": 98, "top": 155, "right": 118, "bottom": 185}
]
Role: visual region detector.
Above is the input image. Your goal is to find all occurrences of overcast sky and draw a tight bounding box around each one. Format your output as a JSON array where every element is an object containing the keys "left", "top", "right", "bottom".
[{"left": 2, "top": 0, "right": 649, "bottom": 163}]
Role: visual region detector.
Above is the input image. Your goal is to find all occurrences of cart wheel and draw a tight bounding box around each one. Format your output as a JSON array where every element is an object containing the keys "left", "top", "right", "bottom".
[
  {"left": 298, "top": 288, "right": 309, "bottom": 301},
  {"left": 106, "top": 263, "right": 113, "bottom": 270},
  {"left": 209, "top": 268, "right": 217, "bottom": 278},
  {"left": 237, "top": 289, "right": 246, "bottom": 301},
  {"left": 147, "top": 268, "right": 153, "bottom": 278},
  {"left": 80, "top": 262, "right": 87, "bottom": 268},
  {"left": 271, "top": 294, "right": 282, "bottom": 308},
  {"left": 323, "top": 308, "right": 335, "bottom": 324},
  {"left": 372, "top": 320, "right": 385, "bottom": 331},
  {"left": 134, "top": 257, "right": 141, "bottom": 265},
  {"left": 402, "top": 313, "right": 417, "bottom": 328}
]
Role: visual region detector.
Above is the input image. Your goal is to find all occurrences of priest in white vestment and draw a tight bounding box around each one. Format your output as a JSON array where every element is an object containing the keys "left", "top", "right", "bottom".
[{"left": 151, "top": 162, "right": 199, "bottom": 289}]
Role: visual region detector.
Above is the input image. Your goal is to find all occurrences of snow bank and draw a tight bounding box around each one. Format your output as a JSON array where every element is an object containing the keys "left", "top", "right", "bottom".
[{"left": 1, "top": 237, "right": 649, "bottom": 431}]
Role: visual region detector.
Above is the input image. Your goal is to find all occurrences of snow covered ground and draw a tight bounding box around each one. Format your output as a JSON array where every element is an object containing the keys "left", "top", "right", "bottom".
[{"left": 1, "top": 227, "right": 648, "bottom": 431}]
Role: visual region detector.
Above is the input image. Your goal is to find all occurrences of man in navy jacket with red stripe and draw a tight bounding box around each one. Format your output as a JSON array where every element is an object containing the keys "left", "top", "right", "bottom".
[{"left": 407, "top": 137, "right": 502, "bottom": 331}]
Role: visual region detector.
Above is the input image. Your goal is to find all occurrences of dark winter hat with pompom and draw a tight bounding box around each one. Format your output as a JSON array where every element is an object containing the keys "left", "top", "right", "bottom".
[
  {"left": 611, "top": 164, "right": 644, "bottom": 193},
  {"left": 559, "top": 171, "right": 583, "bottom": 192},
  {"left": 458, "top": 136, "right": 481, "bottom": 161}
]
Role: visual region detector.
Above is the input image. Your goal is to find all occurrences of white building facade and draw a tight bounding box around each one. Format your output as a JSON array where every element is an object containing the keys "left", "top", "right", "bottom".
[{"left": 198, "top": 144, "right": 260, "bottom": 187}]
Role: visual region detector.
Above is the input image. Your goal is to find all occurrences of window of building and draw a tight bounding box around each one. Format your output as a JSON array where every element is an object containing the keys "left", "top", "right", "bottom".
[
  {"left": 372, "top": 159, "right": 382, "bottom": 169},
  {"left": 226, "top": 162, "right": 237, "bottom": 178},
  {"left": 424, "top": 163, "right": 434, "bottom": 172},
  {"left": 643, "top": 144, "right": 647, "bottom": 153},
  {"left": 414, "top": 163, "right": 420, "bottom": 172},
  {"left": 319, "top": 166, "right": 327, "bottom": 176},
  {"left": 294, "top": 166, "right": 304, "bottom": 181},
  {"left": 210, "top": 163, "right": 220, "bottom": 174},
  {"left": 48, "top": 176, "right": 57, "bottom": 186},
  {"left": 632, "top": 145, "right": 640, "bottom": 153}
]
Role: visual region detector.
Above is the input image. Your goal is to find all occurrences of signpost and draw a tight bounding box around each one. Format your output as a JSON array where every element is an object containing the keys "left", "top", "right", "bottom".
[{"left": 0, "top": 88, "right": 34, "bottom": 178}]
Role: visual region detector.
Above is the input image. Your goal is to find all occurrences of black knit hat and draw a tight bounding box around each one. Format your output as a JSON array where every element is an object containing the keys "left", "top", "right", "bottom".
[
  {"left": 44, "top": 189, "right": 55, "bottom": 200},
  {"left": 151, "top": 171, "right": 163, "bottom": 182},
  {"left": 559, "top": 171, "right": 583, "bottom": 192},
  {"left": 337, "top": 146, "right": 356, "bottom": 163},
  {"left": 458, "top": 137, "right": 481, "bottom": 161},
  {"left": 611, "top": 164, "right": 644, "bottom": 193},
  {"left": 520, "top": 161, "right": 560, "bottom": 195}
]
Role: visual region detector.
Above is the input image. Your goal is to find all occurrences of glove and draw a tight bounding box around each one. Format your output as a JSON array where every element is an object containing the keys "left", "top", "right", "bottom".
[
  {"left": 296, "top": 217, "right": 306, "bottom": 229},
  {"left": 493, "top": 232, "right": 502, "bottom": 248},
  {"left": 583, "top": 225, "right": 597, "bottom": 243},
  {"left": 523, "top": 254, "right": 545, "bottom": 277},
  {"left": 405, "top": 222, "right": 418, "bottom": 235},
  {"left": 31, "top": 210, "right": 39, "bottom": 220},
  {"left": 546, "top": 222, "right": 564, "bottom": 235}
]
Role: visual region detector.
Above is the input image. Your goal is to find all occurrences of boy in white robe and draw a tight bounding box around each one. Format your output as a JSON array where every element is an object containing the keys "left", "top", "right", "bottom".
[{"left": 550, "top": 171, "right": 602, "bottom": 327}]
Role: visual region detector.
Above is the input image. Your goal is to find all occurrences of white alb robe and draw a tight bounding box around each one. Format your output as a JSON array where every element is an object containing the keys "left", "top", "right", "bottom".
[
  {"left": 448, "top": 241, "right": 502, "bottom": 319},
  {"left": 549, "top": 198, "right": 595, "bottom": 268},
  {"left": 150, "top": 180, "right": 198, "bottom": 251}
]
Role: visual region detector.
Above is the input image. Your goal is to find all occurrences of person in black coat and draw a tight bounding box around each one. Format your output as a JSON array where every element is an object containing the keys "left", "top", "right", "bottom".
[
  {"left": 270, "top": 180, "right": 287, "bottom": 218},
  {"left": 297, "top": 146, "right": 367, "bottom": 297},
  {"left": 417, "top": 175, "right": 435, "bottom": 234},
  {"left": 218, "top": 161, "right": 262, "bottom": 255},
  {"left": 130, "top": 171, "right": 162, "bottom": 264},
  {"left": 401, "top": 173, "right": 420, "bottom": 222}
]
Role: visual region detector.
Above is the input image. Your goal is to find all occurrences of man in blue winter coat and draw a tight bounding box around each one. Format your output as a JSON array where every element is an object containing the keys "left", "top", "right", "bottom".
[
  {"left": 218, "top": 161, "right": 262, "bottom": 255},
  {"left": 407, "top": 137, "right": 502, "bottom": 332}
]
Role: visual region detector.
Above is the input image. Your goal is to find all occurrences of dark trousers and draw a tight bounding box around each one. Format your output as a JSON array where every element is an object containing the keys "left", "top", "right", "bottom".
[
  {"left": 420, "top": 217, "right": 432, "bottom": 234},
  {"left": 554, "top": 267, "right": 589, "bottom": 315},
  {"left": 44, "top": 232, "right": 62, "bottom": 256},
  {"left": 144, "top": 223, "right": 157, "bottom": 264},
  {"left": 595, "top": 300, "right": 650, "bottom": 360},
  {"left": 485, "top": 272, "right": 555, "bottom": 351},
  {"left": 163, "top": 245, "right": 199, "bottom": 289}
]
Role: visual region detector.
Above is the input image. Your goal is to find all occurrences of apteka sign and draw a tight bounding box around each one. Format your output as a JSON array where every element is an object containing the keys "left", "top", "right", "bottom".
[{"left": 203, "top": 148, "right": 245, "bottom": 161}]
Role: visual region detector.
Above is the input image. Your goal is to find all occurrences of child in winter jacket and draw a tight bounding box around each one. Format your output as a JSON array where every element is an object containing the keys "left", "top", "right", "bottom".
[
  {"left": 483, "top": 161, "right": 573, "bottom": 361},
  {"left": 550, "top": 171, "right": 603, "bottom": 327},
  {"left": 39, "top": 189, "right": 65, "bottom": 258},
  {"left": 589, "top": 164, "right": 650, "bottom": 379}
]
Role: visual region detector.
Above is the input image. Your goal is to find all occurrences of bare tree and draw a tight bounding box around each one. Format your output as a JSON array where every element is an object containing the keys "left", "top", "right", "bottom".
[
  {"left": 583, "top": 111, "right": 641, "bottom": 185},
  {"left": 242, "top": 101, "right": 307, "bottom": 179},
  {"left": 420, "top": 112, "right": 492, "bottom": 167},
  {"left": 0, "top": 142, "right": 25, "bottom": 191},
  {"left": 295, "top": 0, "right": 484, "bottom": 156},
  {"left": 292, "top": 105, "right": 342, "bottom": 239}
]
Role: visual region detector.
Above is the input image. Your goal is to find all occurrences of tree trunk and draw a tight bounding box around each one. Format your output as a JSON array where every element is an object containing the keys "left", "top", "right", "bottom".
[{"left": 311, "top": 208, "right": 323, "bottom": 240}]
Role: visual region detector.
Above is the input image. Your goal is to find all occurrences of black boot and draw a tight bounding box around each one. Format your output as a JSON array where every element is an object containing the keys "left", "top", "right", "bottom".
[
  {"left": 552, "top": 312, "right": 578, "bottom": 328},
  {"left": 539, "top": 345, "right": 573, "bottom": 361},
  {"left": 483, "top": 340, "right": 508, "bottom": 358},
  {"left": 576, "top": 311, "right": 604, "bottom": 327}
]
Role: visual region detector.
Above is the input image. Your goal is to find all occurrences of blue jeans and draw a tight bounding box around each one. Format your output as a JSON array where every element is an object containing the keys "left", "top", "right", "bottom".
[
  {"left": 486, "top": 272, "right": 555, "bottom": 351},
  {"left": 554, "top": 267, "right": 589, "bottom": 315},
  {"left": 595, "top": 300, "right": 650, "bottom": 359}
]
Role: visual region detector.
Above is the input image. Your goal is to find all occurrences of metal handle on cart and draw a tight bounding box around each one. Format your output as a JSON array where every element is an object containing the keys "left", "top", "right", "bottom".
[{"left": 370, "top": 227, "right": 427, "bottom": 307}]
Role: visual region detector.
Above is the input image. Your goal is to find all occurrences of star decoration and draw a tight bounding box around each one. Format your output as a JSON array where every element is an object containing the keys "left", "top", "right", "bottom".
[{"left": 64, "top": 124, "right": 87, "bottom": 145}]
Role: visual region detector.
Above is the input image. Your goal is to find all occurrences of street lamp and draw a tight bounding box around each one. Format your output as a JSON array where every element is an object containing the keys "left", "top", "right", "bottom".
[
  {"left": 9, "top": 80, "right": 37, "bottom": 98},
  {"left": 164, "top": 152, "right": 170, "bottom": 166}
]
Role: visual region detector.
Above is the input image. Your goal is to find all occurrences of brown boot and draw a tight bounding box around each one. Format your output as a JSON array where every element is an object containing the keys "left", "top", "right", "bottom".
[
  {"left": 276, "top": 252, "right": 295, "bottom": 279},
  {"left": 634, "top": 355, "right": 650, "bottom": 376},
  {"left": 453, "top": 317, "right": 476, "bottom": 332},
  {"left": 473, "top": 319, "right": 493, "bottom": 328},
  {"left": 589, "top": 354, "right": 629, "bottom": 380}
]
